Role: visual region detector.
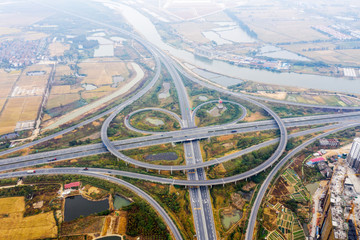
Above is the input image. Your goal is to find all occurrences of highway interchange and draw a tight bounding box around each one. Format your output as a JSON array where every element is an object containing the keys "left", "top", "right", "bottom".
[{"left": 2, "top": 3, "right": 360, "bottom": 240}]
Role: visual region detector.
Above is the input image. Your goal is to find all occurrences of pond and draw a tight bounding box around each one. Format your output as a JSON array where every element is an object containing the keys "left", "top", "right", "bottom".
[
  {"left": 64, "top": 195, "right": 109, "bottom": 221},
  {"left": 257, "top": 45, "right": 310, "bottom": 61},
  {"left": 82, "top": 83, "right": 98, "bottom": 90},
  {"left": 113, "top": 195, "right": 131, "bottom": 210},
  {"left": 221, "top": 209, "right": 242, "bottom": 230},
  {"left": 96, "top": 236, "right": 122, "bottom": 240}
]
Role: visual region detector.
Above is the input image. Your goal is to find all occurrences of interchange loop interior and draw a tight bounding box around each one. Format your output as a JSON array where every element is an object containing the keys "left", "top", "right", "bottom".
[
  {"left": 124, "top": 107, "right": 184, "bottom": 135},
  {"left": 2, "top": 3, "right": 360, "bottom": 240},
  {"left": 191, "top": 99, "right": 247, "bottom": 124}
]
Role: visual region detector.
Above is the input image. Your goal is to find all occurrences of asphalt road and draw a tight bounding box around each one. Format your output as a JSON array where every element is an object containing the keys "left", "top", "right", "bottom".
[{"left": 1, "top": 119, "right": 358, "bottom": 173}]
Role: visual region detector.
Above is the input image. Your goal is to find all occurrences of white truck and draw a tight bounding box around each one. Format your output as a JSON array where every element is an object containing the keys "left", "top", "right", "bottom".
[{"left": 26, "top": 170, "right": 36, "bottom": 174}]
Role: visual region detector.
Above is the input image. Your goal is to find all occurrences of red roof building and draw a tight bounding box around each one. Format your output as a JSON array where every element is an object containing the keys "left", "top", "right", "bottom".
[
  {"left": 64, "top": 181, "right": 80, "bottom": 189},
  {"left": 306, "top": 157, "right": 326, "bottom": 166}
]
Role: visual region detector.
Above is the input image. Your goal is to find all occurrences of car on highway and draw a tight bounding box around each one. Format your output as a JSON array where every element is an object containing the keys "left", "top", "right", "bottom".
[
  {"left": 48, "top": 158, "right": 57, "bottom": 162},
  {"left": 83, "top": 167, "right": 88, "bottom": 170},
  {"left": 26, "top": 170, "right": 36, "bottom": 174},
  {"left": 231, "top": 130, "right": 237, "bottom": 133}
]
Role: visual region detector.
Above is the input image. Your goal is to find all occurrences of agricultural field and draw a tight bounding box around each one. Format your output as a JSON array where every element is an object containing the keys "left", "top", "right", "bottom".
[
  {"left": 171, "top": 22, "right": 216, "bottom": 43},
  {"left": 78, "top": 61, "right": 130, "bottom": 85},
  {"left": 44, "top": 61, "right": 144, "bottom": 129},
  {"left": 48, "top": 42, "right": 70, "bottom": 57},
  {"left": 0, "top": 64, "right": 51, "bottom": 135},
  {"left": 235, "top": 4, "right": 330, "bottom": 43},
  {"left": 280, "top": 169, "right": 311, "bottom": 202},
  {"left": 0, "top": 69, "right": 20, "bottom": 111},
  {"left": 0, "top": 196, "right": 57, "bottom": 240},
  {"left": 265, "top": 203, "right": 306, "bottom": 240}
]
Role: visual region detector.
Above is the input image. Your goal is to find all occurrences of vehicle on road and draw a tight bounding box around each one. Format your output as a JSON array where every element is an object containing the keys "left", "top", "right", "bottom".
[
  {"left": 26, "top": 170, "right": 36, "bottom": 174},
  {"left": 231, "top": 130, "right": 237, "bottom": 133},
  {"left": 48, "top": 158, "right": 57, "bottom": 162},
  {"left": 83, "top": 167, "right": 88, "bottom": 170}
]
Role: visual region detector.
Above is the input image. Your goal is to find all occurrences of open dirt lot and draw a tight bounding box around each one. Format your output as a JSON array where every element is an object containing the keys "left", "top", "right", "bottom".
[
  {"left": 78, "top": 61, "right": 130, "bottom": 85},
  {"left": 0, "top": 196, "right": 57, "bottom": 240}
]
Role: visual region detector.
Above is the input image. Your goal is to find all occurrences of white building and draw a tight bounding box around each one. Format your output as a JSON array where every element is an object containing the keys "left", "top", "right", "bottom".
[{"left": 347, "top": 138, "right": 360, "bottom": 172}]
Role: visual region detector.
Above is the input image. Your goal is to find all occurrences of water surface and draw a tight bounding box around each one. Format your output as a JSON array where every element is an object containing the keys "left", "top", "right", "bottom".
[{"left": 64, "top": 195, "right": 109, "bottom": 221}]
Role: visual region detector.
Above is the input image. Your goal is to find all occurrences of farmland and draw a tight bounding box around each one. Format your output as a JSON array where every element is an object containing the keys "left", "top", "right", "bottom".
[
  {"left": 0, "top": 196, "right": 57, "bottom": 240},
  {"left": 48, "top": 42, "right": 70, "bottom": 57},
  {"left": 0, "top": 64, "right": 52, "bottom": 135},
  {"left": 44, "top": 61, "right": 145, "bottom": 130},
  {"left": 78, "top": 60, "right": 130, "bottom": 85}
]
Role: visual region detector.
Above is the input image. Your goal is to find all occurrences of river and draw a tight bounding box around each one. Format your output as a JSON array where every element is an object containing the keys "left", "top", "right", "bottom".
[{"left": 102, "top": 1, "right": 360, "bottom": 94}]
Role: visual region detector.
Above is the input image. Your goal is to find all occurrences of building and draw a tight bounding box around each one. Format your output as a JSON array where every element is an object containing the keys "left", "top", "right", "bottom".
[
  {"left": 319, "top": 138, "right": 340, "bottom": 148},
  {"left": 347, "top": 138, "right": 360, "bottom": 172},
  {"left": 306, "top": 157, "right": 326, "bottom": 166},
  {"left": 64, "top": 181, "right": 80, "bottom": 189}
]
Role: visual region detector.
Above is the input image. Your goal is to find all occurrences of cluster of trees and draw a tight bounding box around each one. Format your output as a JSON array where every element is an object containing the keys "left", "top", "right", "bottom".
[
  {"left": 124, "top": 202, "right": 170, "bottom": 239},
  {"left": 229, "top": 145, "right": 276, "bottom": 178},
  {"left": 72, "top": 35, "right": 99, "bottom": 49},
  {"left": 0, "top": 185, "right": 33, "bottom": 198},
  {"left": 59, "top": 74, "right": 78, "bottom": 85},
  {"left": 69, "top": 138, "right": 91, "bottom": 146},
  {"left": 159, "top": 192, "right": 180, "bottom": 213}
]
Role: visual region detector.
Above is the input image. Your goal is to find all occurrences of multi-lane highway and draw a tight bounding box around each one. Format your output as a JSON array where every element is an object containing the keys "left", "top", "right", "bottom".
[
  {"left": 2, "top": 2, "right": 360, "bottom": 240},
  {"left": 0, "top": 121, "right": 354, "bottom": 174}
]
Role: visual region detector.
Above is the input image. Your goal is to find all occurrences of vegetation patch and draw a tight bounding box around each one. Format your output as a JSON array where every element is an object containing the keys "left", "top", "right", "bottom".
[
  {"left": 130, "top": 110, "right": 180, "bottom": 132},
  {"left": 196, "top": 102, "right": 242, "bottom": 127},
  {"left": 122, "top": 143, "right": 185, "bottom": 166},
  {"left": 201, "top": 130, "right": 277, "bottom": 161}
]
